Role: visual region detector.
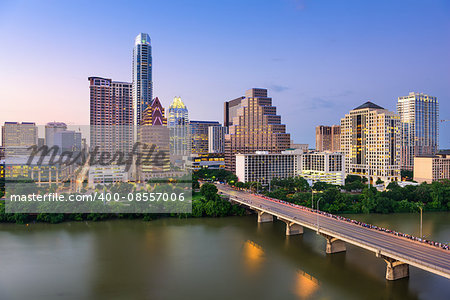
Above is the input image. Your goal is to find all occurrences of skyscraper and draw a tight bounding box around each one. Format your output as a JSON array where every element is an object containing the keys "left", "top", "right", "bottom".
[
  {"left": 89, "top": 77, "right": 133, "bottom": 155},
  {"left": 168, "top": 97, "right": 190, "bottom": 156},
  {"left": 2, "top": 122, "right": 37, "bottom": 148},
  {"left": 141, "top": 97, "right": 167, "bottom": 126},
  {"left": 315, "top": 125, "right": 340, "bottom": 152},
  {"left": 208, "top": 126, "right": 228, "bottom": 154},
  {"left": 225, "top": 88, "right": 291, "bottom": 173},
  {"left": 54, "top": 130, "right": 82, "bottom": 154},
  {"left": 132, "top": 33, "right": 153, "bottom": 127},
  {"left": 397, "top": 92, "right": 439, "bottom": 170},
  {"left": 190, "top": 121, "right": 221, "bottom": 154},
  {"left": 224, "top": 96, "right": 245, "bottom": 128},
  {"left": 139, "top": 98, "right": 170, "bottom": 178},
  {"left": 45, "top": 122, "right": 67, "bottom": 148},
  {"left": 340, "top": 101, "right": 401, "bottom": 183}
]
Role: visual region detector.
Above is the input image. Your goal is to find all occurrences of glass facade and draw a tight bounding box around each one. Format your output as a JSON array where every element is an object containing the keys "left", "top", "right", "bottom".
[
  {"left": 397, "top": 93, "right": 439, "bottom": 170},
  {"left": 190, "top": 121, "right": 221, "bottom": 154},
  {"left": 168, "top": 97, "right": 190, "bottom": 156},
  {"left": 133, "top": 33, "right": 153, "bottom": 127}
]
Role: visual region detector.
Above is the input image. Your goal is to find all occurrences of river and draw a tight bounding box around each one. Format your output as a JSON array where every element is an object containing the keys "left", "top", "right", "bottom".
[{"left": 0, "top": 212, "right": 449, "bottom": 300}]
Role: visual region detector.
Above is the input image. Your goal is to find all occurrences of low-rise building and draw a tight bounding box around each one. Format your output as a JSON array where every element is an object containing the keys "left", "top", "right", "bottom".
[
  {"left": 289, "top": 141, "right": 308, "bottom": 153},
  {"left": 187, "top": 153, "right": 225, "bottom": 171},
  {"left": 235, "top": 151, "right": 300, "bottom": 186},
  {"left": 2, "top": 155, "right": 73, "bottom": 185},
  {"left": 235, "top": 151, "right": 345, "bottom": 186},
  {"left": 414, "top": 150, "right": 450, "bottom": 183},
  {"left": 299, "top": 152, "right": 345, "bottom": 186},
  {"left": 88, "top": 165, "right": 129, "bottom": 186}
]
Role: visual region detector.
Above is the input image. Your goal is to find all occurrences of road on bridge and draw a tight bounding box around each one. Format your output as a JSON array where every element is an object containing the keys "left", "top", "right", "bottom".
[{"left": 215, "top": 183, "right": 450, "bottom": 280}]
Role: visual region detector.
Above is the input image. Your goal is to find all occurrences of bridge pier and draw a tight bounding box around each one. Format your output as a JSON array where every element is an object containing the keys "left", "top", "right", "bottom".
[
  {"left": 383, "top": 257, "right": 409, "bottom": 280},
  {"left": 322, "top": 234, "right": 346, "bottom": 254},
  {"left": 257, "top": 210, "right": 273, "bottom": 223},
  {"left": 279, "top": 218, "right": 303, "bottom": 235}
]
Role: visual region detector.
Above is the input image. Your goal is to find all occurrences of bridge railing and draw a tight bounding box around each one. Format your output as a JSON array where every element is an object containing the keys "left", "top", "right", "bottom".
[{"left": 225, "top": 193, "right": 450, "bottom": 277}]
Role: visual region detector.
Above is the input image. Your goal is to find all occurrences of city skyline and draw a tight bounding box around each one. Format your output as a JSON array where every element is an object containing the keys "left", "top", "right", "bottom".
[
  {"left": 0, "top": 0, "right": 449, "bottom": 148},
  {"left": 1, "top": 2, "right": 450, "bottom": 298}
]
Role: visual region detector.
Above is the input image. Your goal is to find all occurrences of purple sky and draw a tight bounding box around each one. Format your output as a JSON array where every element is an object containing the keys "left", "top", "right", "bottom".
[{"left": 1, "top": 0, "right": 449, "bottom": 148}]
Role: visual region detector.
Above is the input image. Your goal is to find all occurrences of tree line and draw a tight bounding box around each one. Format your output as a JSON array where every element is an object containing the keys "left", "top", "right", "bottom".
[{"left": 195, "top": 169, "right": 450, "bottom": 214}]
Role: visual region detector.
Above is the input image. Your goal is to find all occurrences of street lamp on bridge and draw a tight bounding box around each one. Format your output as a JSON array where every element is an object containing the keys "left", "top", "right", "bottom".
[
  {"left": 316, "top": 197, "right": 322, "bottom": 231},
  {"left": 416, "top": 202, "right": 424, "bottom": 238},
  {"left": 311, "top": 189, "right": 323, "bottom": 210}
]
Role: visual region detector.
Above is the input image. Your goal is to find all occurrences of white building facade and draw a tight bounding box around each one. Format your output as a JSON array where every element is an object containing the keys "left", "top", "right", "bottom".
[
  {"left": 299, "top": 152, "right": 345, "bottom": 185},
  {"left": 235, "top": 150, "right": 345, "bottom": 186}
]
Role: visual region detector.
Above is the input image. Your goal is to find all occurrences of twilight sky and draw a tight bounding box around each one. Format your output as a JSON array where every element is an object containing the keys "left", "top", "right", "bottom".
[{"left": 0, "top": 0, "right": 449, "bottom": 148}]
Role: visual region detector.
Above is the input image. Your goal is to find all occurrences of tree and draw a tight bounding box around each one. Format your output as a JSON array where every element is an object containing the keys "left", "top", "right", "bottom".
[
  {"left": 200, "top": 183, "right": 218, "bottom": 201},
  {"left": 375, "top": 178, "right": 384, "bottom": 185},
  {"left": 247, "top": 181, "right": 261, "bottom": 192},
  {"left": 401, "top": 169, "right": 413, "bottom": 181},
  {"left": 226, "top": 174, "right": 238, "bottom": 184},
  {"left": 374, "top": 195, "right": 393, "bottom": 214},
  {"left": 386, "top": 181, "right": 399, "bottom": 190},
  {"left": 294, "top": 176, "right": 310, "bottom": 192},
  {"left": 345, "top": 175, "right": 362, "bottom": 184},
  {"left": 192, "top": 179, "right": 200, "bottom": 190},
  {"left": 235, "top": 181, "right": 244, "bottom": 189},
  {"left": 312, "top": 181, "right": 331, "bottom": 191}
]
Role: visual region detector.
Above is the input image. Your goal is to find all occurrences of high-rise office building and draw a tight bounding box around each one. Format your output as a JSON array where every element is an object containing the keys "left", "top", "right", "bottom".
[
  {"left": 208, "top": 126, "right": 228, "bottom": 154},
  {"left": 139, "top": 97, "right": 170, "bottom": 178},
  {"left": 224, "top": 96, "right": 245, "bottom": 128},
  {"left": 132, "top": 33, "right": 153, "bottom": 126},
  {"left": 397, "top": 92, "right": 439, "bottom": 171},
  {"left": 139, "top": 125, "right": 170, "bottom": 177},
  {"left": 141, "top": 97, "right": 167, "bottom": 126},
  {"left": 54, "top": 130, "right": 82, "bottom": 154},
  {"left": 190, "top": 121, "right": 221, "bottom": 154},
  {"left": 340, "top": 101, "right": 401, "bottom": 183},
  {"left": 168, "top": 97, "right": 190, "bottom": 156},
  {"left": 45, "top": 122, "right": 67, "bottom": 148},
  {"left": 37, "top": 138, "right": 45, "bottom": 148},
  {"left": 315, "top": 125, "right": 340, "bottom": 152},
  {"left": 89, "top": 77, "right": 133, "bottom": 155},
  {"left": 225, "top": 88, "right": 291, "bottom": 173},
  {"left": 2, "top": 122, "right": 37, "bottom": 148}
]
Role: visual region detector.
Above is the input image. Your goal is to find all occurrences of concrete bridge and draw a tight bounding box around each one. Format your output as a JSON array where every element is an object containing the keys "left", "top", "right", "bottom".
[{"left": 215, "top": 184, "right": 450, "bottom": 281}]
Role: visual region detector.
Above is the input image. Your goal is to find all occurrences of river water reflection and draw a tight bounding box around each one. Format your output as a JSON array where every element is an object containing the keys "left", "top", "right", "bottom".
[{"left": 0, "top": 212, "right": 448, "bottom": 300}]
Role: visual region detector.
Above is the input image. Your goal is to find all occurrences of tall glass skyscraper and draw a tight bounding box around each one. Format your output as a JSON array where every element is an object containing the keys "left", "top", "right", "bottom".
[
  {"left": 397, "top": 92, "right": 439, "bottom": 170},
  {"left": 132, "top": 33, "right": 153, "bottom": 127}
]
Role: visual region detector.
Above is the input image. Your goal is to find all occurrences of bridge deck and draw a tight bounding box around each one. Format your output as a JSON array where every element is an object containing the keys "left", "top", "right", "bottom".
[{"left": 215, "top": 184, "right": 450, "bottom": 279}]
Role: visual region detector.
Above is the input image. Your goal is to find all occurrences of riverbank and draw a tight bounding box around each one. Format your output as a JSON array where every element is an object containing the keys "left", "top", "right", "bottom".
[
  {"left": 1, "top": 213, "right": 449, "bottom": 300},
  {"left": 0, "top": 188, "right": 246, "bottom": 224}
]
